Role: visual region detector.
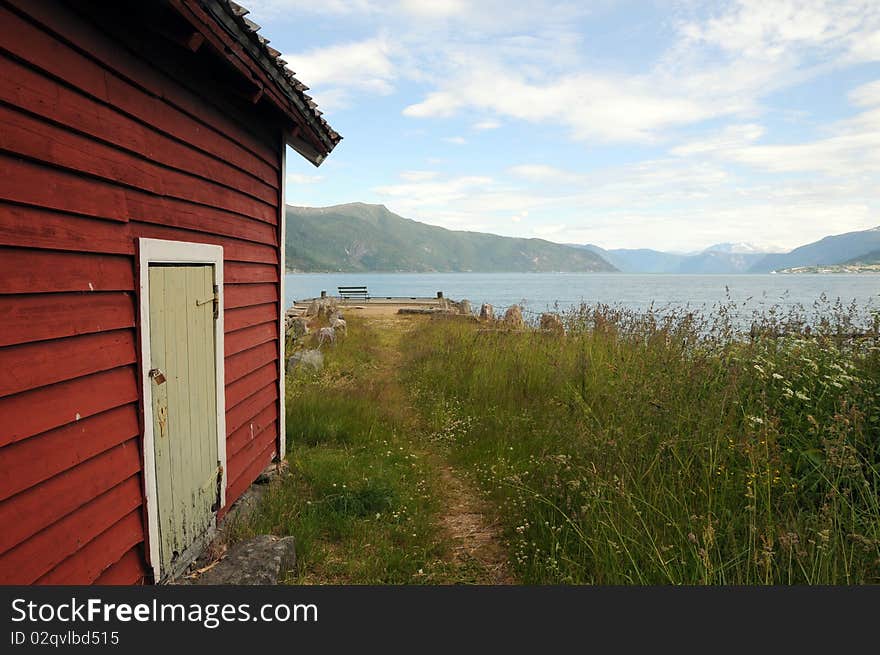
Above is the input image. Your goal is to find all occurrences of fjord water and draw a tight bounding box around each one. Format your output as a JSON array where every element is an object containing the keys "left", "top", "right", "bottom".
[{"left": 285, "top": 272, "right": 879, "bottom": 324}]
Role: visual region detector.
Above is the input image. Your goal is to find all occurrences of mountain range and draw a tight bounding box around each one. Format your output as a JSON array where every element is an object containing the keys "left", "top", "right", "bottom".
[
  {"left": 285, "top": 202, "right": 880, "bottom": 274},
  {"left": 582, "top": 229, "right": 880, "bottom": 273},
  {"left": 285, "top": 203, "right": 614, "bottom": 272}
]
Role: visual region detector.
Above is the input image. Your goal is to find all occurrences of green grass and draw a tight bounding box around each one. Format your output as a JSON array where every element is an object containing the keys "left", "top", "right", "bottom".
[
  {"left": 229, "top": 317, "right": 453, "bottom": 583},
  {"left": 404, "top": 304, "right": 880, "bottom": 584}
]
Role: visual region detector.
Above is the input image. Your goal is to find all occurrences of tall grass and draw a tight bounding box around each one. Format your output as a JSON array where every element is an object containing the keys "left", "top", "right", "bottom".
[{"left": 405, "top": 301, "right": 880, "bottom": 584}]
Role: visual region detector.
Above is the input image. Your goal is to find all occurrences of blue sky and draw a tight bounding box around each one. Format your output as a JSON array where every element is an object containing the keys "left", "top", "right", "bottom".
[{"left": 245, "top": 0, "right": 880, "bottom": 251}]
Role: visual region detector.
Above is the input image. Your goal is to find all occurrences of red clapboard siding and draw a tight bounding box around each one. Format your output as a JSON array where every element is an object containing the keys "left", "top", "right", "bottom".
[
  {"left": 0, "top": 476, "right": 142, "bottom": 585},
  {"left": 225, "top": 321, "right": 277, "bottom": 357},
  {"left": 226, "top": 362, "right": 277, "bottom": 409},
  {"left": 0, "top": 365, "right": 139, "bottom": 447},
  {"left": 1, "top": 3, "right": 278, "bottom": 181},
  {"left": 0, "top": 248, "right": 133, "bottom": 294},
  {"left": 225, "top": 283, "right": 278, "bottom": 310},
  {"left": 93, "top": 545, "right": 147, "bottom": 585},
  {"left": 226, "top": 383, "right": 278, "bottom": 436},
  {"left": 0, "top": 53, "right": 277, "bottom": 205},
  {"left": 225, "top": 302, "right": 278, "bottom": 333},
  {"left": 0, "top": 153, "right": 129, "bottom": 221},
  {"left": 227, "top": 425, "right": 277, "bottom": 485},
  {"left": 125, "top": 191, "right": 278, "bottom": 243},
  {"left": 0, "top": 404, "right": 140, "bottom": 501},
  {"left": 0, "top": 439, "right": 141, "bottom": 557},
  {"left": 227, "top": 404, "right": 277, "bottom": 458},
  {"left": 0, "top": 203, "right": 133, "bottom": 254},
  {"left": 225, "top": 262, "right": 279, "bottom": 284},
  {"left": 0, "top": 104, "right": 277, "bottom": 223},
  {"left": 36, "top": 507, "right": 145, "bottom": 585},
  {"left": 129, "top": 222, "right": 277, "bottom": 265},
  {"left": 225, "top": 440, "right": 276, "bottom": 511},
  {"left": 0, "top": 329, "right": 136, "bottom": 398},
  {"left": 225, "top": 341, "right": 278, "bottom": 384},
  {"left": 0, "top": 292, "right": 135, "bottom": 347}
]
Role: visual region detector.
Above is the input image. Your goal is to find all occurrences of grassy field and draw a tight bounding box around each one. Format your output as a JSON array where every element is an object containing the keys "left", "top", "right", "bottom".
[
  {"left": 404, "top": 303, "right": 880, "bottom": 584},
  {"left": 236, "top": 302, "right": 880, "bottom": 584}
]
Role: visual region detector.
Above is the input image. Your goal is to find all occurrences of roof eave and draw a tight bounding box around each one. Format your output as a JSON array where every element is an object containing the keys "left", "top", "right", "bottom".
[{"left": 168, "top": 0, "right": 341, "bottom": 165}]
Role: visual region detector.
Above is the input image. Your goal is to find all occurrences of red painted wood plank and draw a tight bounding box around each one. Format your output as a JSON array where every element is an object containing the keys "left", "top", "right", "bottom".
[
  {"left": 228, "top": 409, "right": 277, "bottom": 462},
  {"left": 225, "top": 439, "right": 276, "bottom": 513},
  {"left": 227, "top": 402, "right": 277, "bottom": 458},
  {"left": 0, "top": 103, "right": 278, "bottom": 224},
  {"left": 0, "top": 4, "right": 279, "bottom": 180},
  {"left": 225, "top": 340, "right": 277, "bottom": 384},
  {"left": 224, "top": 283, "right": 278, "bottom": 310},
  {"left": 0, "top": 291, "right": 135, "bottom": 348},
  {"left": 0, "top": 440, "right": 141, "bottom": 557},
  {"left": 225, "top": 262, "right": 279, "bottom": 284},
  {"left": 0, "top": 329, "right": 136, "bottom": 398},
  {"left": 129, "top": 222, "right": 277, "bottom": 265},
  {"left": 226, "top": 383, "right": 278, "bottom": 436},
  {"left": 227, "top": 424, "right": 277, "bottom": 486},
  {"left": 0, "top": 404, "right": 140, "bottom": 501},
  {"left": 0, "top": 153, "right": 128, "bottom": 221},
  {"left": 93, "top": 544, "right": 146, "bottom": 585},
  {"left": 0, "top": 248, "right": 133, "bottom": 294},
  {"left": 225, "top": 302, "right": 278, "bottom": 333},
  {"left": 36, "top": 507, "right": 145, "bottom": 585},
  {"left": 0, "top": 54, "right": 278, "bottom": 206},
  {"left": 226, "top": 362, "right": 277, "bottom": 410},
  {"left": 0, "top": 476, "right": 142, "bottom": 585},
  {"left": 224, "top": 321, "right": 277, "bottom": 357},
  {"left": 125, "top": 191, "right": 278, "bottom": 244},
  {"left": 0, "top": 203, "right": 133, "bottom": 254},
  {"left": 0, "top": 365, "right": 139, "bottom": 447}
]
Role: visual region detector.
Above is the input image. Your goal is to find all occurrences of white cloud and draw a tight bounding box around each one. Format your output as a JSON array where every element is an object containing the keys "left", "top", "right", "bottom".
[
  {"left": 400, "top": 1, "right": 880, "bottom": 143},
  {"left": 472, "top": 119, "right": 502, "bottom": 130},
  {"left": 850, "top": 79, "right": 880, "bottom": 107},
  {"left": 286, "top": 172, "right": 324, "bottom": 184},
  {"left": 283, "top": 37, "right": 397, "bottom": 109},
  {"left": 443, "top": 136, "right": 467, "bottom": 145},
  {"left": 673, "top": 83, "right": 880, "bottom": 176},
  {"left": 399, "top": 170, "right": 439, "bottom": 181},
  {"left": 398, "top": 0, "right": 467, "bottom": 18},
  {"left": 508, "top": 164, "right": 579, "bottom": 183}
]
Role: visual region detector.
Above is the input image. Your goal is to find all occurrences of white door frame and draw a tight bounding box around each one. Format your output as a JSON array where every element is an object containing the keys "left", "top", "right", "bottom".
[
  {"left": 137, "top": 237, "right": 227, "bottom": 583},
  {"left": 278, "top": 141, "right": 287, "bottom": 461}
]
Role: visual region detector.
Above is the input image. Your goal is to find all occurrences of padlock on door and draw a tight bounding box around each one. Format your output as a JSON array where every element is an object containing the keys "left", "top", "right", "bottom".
[{"left": 149, "top": 368, "right": 167, "bottom": 385}]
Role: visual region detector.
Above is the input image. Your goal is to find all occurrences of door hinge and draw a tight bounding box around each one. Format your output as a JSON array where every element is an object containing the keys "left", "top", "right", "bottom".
[{"left": 212, "top": 463, "right": 224, "bottom": 512}]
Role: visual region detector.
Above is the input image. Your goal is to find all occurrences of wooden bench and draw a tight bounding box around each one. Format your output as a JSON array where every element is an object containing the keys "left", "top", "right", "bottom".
[{"left": 338, "top": 286, "right": 368, "bottom": 300}]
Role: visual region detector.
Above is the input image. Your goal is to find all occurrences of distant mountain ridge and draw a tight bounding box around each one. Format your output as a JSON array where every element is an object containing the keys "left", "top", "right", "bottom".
[
  {"left": 747, "top": 227, "right": 880, "bottom": 273},
  {"left": 285, "top": 203, "right": 615, "bottom": 273},
  {"left": 581, "top": 244, "right": 768, "bottom": 273},
  {"left": 582, "top": 227, "right": 880, "bottom": 273}
]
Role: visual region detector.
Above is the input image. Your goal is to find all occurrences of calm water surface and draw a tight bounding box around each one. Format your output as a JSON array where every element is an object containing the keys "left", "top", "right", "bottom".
[{"left": 285, "top": 272, "right": 879, "bottom": 322}]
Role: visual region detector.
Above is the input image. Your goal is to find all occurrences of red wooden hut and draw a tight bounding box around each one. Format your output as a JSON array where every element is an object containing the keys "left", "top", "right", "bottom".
[{"left": 0, "top": 0, "right": 340, "bottom": 584}]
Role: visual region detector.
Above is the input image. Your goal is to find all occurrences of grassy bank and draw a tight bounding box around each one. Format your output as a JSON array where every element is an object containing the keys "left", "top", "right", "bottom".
[{"left": 405, "top": 304, "right": 880, "bottom": 584}]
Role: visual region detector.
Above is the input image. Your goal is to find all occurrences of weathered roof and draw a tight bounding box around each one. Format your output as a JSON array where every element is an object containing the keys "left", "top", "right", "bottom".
[{"left": 175, "top": 0, "right": 341, "bottom": 165}]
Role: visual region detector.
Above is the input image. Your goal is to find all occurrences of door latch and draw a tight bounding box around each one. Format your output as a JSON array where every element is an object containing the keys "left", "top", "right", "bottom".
[
  {"left": 148, "top": 368, "right": 167, "bottom": 385},
  {"left": 196, "top": 284, "right": 220, "bottom": 319}
]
